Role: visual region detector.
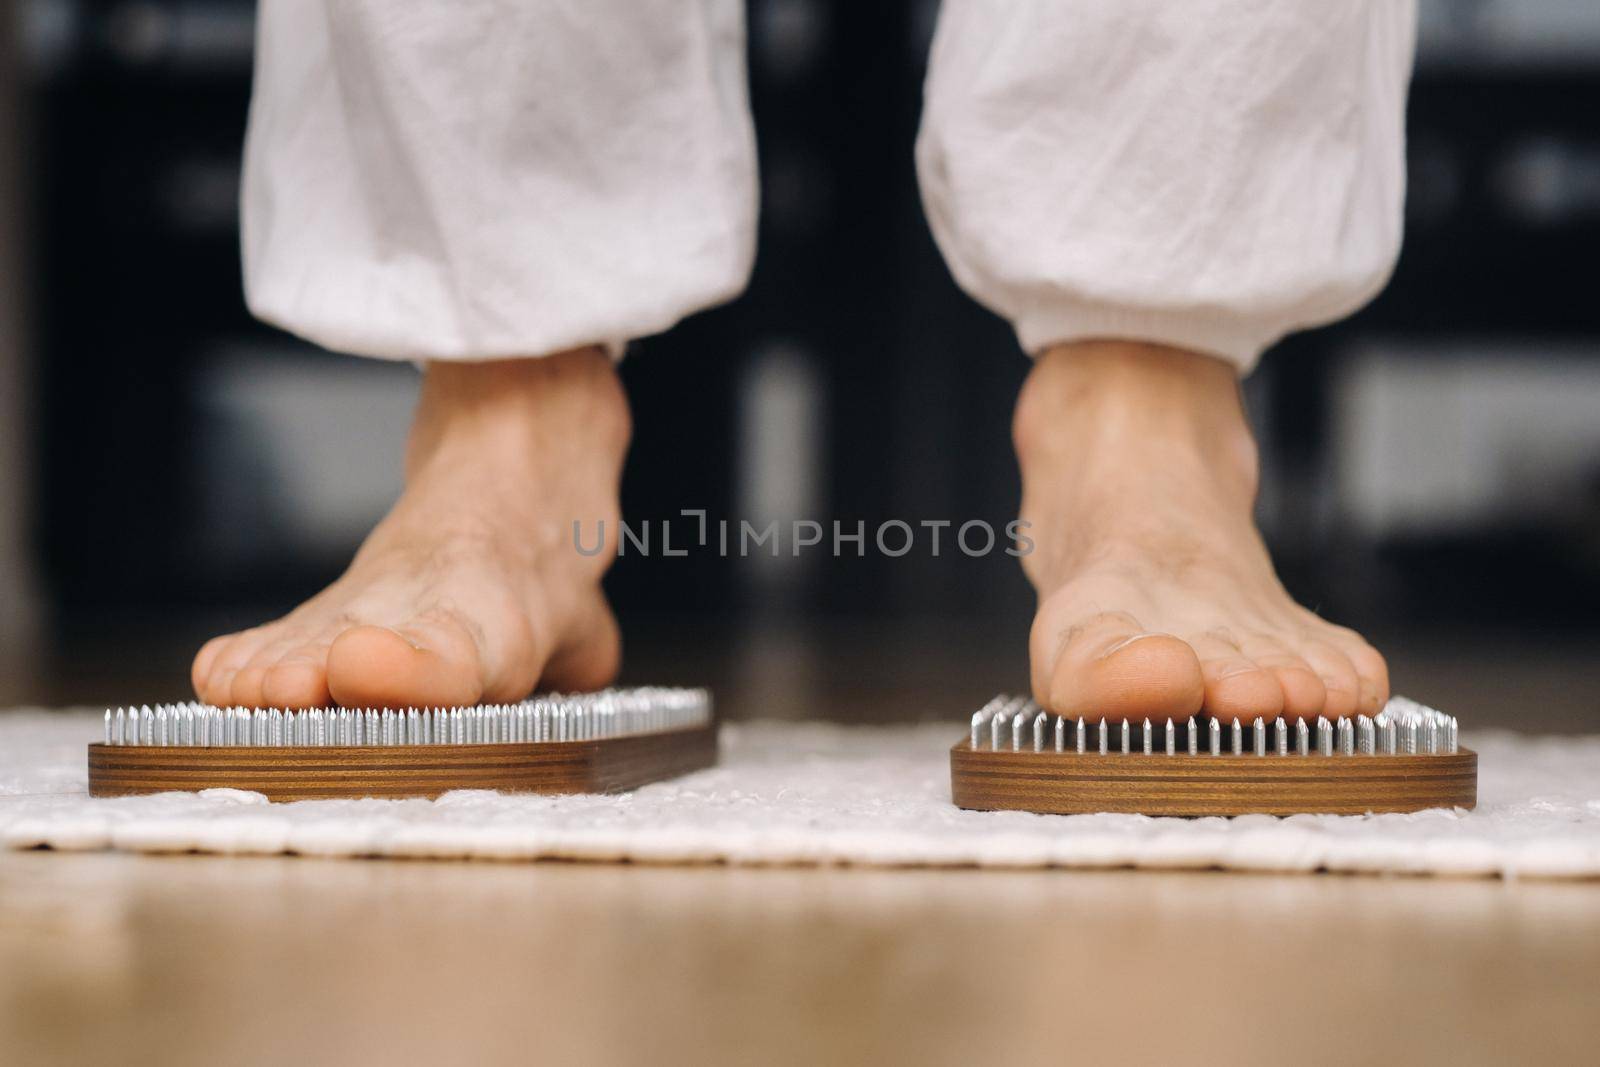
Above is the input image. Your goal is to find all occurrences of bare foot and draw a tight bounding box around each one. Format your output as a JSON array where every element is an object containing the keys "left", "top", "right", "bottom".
[
  {"left": 191, "top": 349, "right": 629, "bottom": 709},
  {"left": 1016, "top": 340, "right": 1389, "bottom": 724}
]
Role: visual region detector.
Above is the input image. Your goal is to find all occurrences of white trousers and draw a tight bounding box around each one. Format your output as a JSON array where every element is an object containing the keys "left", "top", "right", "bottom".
[{"left": 242, "top": 0, "right": 1415, "bottom": 373}]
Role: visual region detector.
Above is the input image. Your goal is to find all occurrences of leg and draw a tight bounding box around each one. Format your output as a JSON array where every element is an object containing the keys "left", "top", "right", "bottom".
[
  {"left": 918, "top": 1, "right": 1414, "bottom": 722},
  {"left": 196, "top": 0, "right": 756, "bottom": 708}
]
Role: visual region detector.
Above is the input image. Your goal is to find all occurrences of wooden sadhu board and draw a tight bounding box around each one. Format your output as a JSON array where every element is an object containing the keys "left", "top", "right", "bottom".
[
  {"left": 88, "top": 724, "right": 718, "bottom": 802},
  {"left": 950, "top": 741, "right": 1477, "bottom": 817}
]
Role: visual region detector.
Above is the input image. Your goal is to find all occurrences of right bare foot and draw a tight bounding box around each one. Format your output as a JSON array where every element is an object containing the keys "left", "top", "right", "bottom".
[{"left": 191, "top": 349, "right": 630, "bottom": 710}]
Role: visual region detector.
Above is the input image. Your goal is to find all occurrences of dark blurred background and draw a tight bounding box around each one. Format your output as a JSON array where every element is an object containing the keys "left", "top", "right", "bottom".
[{"left": 0, "top": 0, "right": 1596, "bottom": 728}]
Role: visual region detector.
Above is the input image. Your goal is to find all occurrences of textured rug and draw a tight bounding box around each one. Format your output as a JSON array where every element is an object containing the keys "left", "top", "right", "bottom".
[{"left": 2, "top": 711, "right": 1598, "bottom": 878}]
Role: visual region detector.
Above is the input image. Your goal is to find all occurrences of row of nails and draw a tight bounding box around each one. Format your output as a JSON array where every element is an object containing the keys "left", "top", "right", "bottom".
[
  {"left": 970, "top": 695, "right": 1458, "bottom": 756},
  {"left": 103, "top": 688, "right": 712, "bottom": 747}
]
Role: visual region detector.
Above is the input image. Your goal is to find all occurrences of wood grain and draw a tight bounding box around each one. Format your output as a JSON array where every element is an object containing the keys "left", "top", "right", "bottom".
[
  {"left": 950, "top": 739, "right": 1477, "bottom": 816},
  {"left": 8, "top": 854, "right": 1599, "bottom": 1067},
  {"left": 87, "top": 724, "right": 718, "bottom": 801}
]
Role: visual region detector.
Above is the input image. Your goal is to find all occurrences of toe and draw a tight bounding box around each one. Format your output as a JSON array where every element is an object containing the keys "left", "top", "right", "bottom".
[
  {"left": 223, "top": 636, "right": 309, "bottom": 709},
  {"left": 1189, "top": 632, "right": 1283, "bottom": 724},
  {"left": 202, "top": 670, "right": 237, "bottom": 708},
  {"left": 539, "top": 599, "right": 621, "bottom": 695},
  {"left": 199, "top": 634, "right": 259, "bottom": 706},
  {"left": 262, "top": 649, "right": 332, "bottom": 709},
  {"left": 191, "top": 636, "right": 230, "bottom": 696},
  {"left": 1238, "top": 635, "right": 1326, "bottom": 720},
  {"left": 1036, "top": 611, "right": 1204, "bottom": 722},
  {"left": 1298, "top": 640, "right": 1360, "bottom": 720},
  {"left": 327, "top": 622, "right": 484, "bottom": 709},
  {"left": 229, "top": 665, "right": 271, "bottom": 709},
  {"left": 1272, "top": 666, "right": 1326, "bottom": 720},
  {"left": 1341, "top": 638, "right": 1391, "bottom": 716}
]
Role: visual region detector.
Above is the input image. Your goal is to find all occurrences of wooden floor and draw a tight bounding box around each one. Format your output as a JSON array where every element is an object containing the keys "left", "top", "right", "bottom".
[{"left": 3, "top": 850, "right": 1597, "bottom": 1067}]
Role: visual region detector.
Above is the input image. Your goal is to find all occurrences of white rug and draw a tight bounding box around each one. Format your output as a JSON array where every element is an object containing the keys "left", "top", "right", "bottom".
[{"left": 3, "top": 711, "right": 1598, "bottom": 878}]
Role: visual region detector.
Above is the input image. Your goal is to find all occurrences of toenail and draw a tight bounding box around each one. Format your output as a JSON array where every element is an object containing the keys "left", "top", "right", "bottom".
[
  {"left": 1099, "top": 633, "right": 1169, "bottom": 658},
  {"left": 384, "top": 626, "right": 424, "bottom": 651}
]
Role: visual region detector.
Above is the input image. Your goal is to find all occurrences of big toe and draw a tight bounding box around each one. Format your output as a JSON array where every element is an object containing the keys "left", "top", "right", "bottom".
[
  {"left": 1039, "top": 613, "right": 1205, "bottom": 722},
  {"left": 326, "top": 624, "right": 484, "bottom": 709}
]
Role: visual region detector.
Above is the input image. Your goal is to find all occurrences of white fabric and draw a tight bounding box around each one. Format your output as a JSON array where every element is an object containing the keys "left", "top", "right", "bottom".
[
  {"left": 244, "top": 1, "right": 1412, "bottom": 370},
  {"left": 242, "top": 0, "right": 757, "bottom": 361},
  {"left": 918, "top": 0, "right": 1416, "bottom": 371},
  {"left": 4, "top": 712, "right": 1598, "bottom": 878}
]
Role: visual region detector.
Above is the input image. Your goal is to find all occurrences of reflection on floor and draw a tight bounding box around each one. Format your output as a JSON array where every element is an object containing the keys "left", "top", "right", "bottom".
[{"left": 3, "top": 850, "right": 1597, "bottom": 1065}]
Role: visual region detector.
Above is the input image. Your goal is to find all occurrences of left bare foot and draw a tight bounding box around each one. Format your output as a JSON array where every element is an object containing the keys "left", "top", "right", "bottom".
[{"left": 1015, "top": 340, "right": 1389, "bottom": 724}]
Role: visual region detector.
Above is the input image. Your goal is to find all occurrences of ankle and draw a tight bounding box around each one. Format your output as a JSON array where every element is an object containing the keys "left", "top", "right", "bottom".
[
  {"left": 407, "top": 349, "right": 631, "bottom": 472},
  {"left": 1014, "top": 339, "right": 1258, "bottom": 495}
]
